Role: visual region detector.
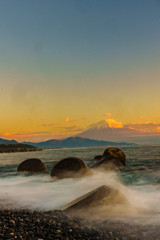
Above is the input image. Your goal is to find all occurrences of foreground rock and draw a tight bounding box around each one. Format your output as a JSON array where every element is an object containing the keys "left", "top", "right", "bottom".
[
  {"left": 17, "top": 158, "right": 48, "bottom": 173},
  {"left": 61, "top": 185, "right": 134, "bottom": 217},
  {"left": 51, "top": 157, "right": 93, "bottom": 179}
]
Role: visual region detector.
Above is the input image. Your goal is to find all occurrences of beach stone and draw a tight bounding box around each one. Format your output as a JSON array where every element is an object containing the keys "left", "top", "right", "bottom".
[
  {"left": 51, "top": 157, "right": 93, "bottom": 179},
  {"left": 17, "top": 158, "right": 48, "bottom": 173},
  {"left": 102, "top": 147, "right": 126, "bottom": 166},
  {"left": 61, "top": 185, "right": 130, "bottom": 216}
]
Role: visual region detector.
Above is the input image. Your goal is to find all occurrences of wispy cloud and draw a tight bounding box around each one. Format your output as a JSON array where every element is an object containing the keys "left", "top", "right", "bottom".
[
  {"left": 64, "top": 117, "right": 77, "bottom": 123},
  {"left": 2, "top": 131, "right": 50, "bottom": 137},
  {"left": 64, "top": 117, "right": 70, "bottom": 123},
  {"left": 126, "top": 122, "right": 160, "bottom": 132},
  {"left": 103, "top": 113, "right": 112, "bottom": 117},
  {"left": 81, "top": 117, "right": 87, "bottom": 120},
  {"left": 42, "top": 123, "right": 59, "bottom": 127},
  {"left": 48, "top": 123, "right": 59, "bottom": 126},
  {"left": 63, "top": 125, "right": 83, "bottom": 132},
  {"left": 139, "top": 116, "right": 146, "bottom": 120},
  {"left": 64, "top": 125, "right": 80, "bottom": 130}
]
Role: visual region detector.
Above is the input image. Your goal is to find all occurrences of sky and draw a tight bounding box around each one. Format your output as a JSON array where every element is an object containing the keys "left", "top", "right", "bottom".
[{"left": 1, "top": 0, "right": 160, "bottom": 142}]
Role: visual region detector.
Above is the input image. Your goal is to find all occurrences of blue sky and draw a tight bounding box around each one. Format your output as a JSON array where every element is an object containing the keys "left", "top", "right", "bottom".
[{"left": 1, "top": 0, "right": 160, "bottom": 75}]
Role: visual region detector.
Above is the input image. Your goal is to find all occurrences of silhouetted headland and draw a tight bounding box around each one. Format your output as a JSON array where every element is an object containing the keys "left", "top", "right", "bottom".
[{"left": 0, "top": 144, "right": 43, "bottom": 153}]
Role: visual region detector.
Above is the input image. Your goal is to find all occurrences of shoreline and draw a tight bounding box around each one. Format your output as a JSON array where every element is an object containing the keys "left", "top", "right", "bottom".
[
  {"left": 0, "top": 148, "right": 43, "bottom": 154},
  {"left": 0, "top": 208, "right": 160, "bottom": 240}
]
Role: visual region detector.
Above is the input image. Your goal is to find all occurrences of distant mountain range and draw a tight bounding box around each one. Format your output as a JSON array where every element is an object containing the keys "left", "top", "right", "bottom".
[
  {"left": 22, "top": 137, "right": 133, "bottom": 148},
  {"left": 0, "top": 136, "right": 134, "bottom": 149},
  {"left": 0, "top": 138, "right": 18, "bottom": 145},
  {"left": 1, "top": 119, "right": 160, "bottom": 146}
]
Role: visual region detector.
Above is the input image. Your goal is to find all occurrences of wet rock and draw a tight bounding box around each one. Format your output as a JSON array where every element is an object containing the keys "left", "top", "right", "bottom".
[
  {"left": 17, "top": 158, "right": 48, "bottom": 173},
  {"left": 93, "top": 155, "right": 103, "bottom": 160},
  {"left": 51, "top": 157, "right": 93, "bottom": 179},
  {"left": 91, "top": 157, "right": 124, "bottom": 171},
  {"left": 61, "top": 185, "right": 129, "bottom": 215},
  {"left": 91, "top": 147, "right": 126, "bottom": 171},
  {"left": 102, "top": 147, "right": 126, "bottom": 166}
]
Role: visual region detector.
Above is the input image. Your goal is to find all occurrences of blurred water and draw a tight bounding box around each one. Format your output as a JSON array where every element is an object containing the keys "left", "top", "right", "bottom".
[{"left": 0, "top": 145, "right": 160, "bottom": 223}]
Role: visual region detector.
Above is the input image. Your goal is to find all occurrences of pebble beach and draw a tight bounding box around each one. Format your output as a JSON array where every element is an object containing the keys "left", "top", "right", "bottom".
[{"left": 0, "top": 208, "right": 160, "bottom": 240}]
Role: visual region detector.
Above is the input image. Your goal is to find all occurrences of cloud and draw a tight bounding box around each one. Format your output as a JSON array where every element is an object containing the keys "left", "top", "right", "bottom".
[
  {"left": 42, "top": 123, "right": 59, "bottom": 127},
  {"left": 157, "top": 127, "right": 160, "bottom": 131},
  {"left": 81, "top": 117, "right": 87, "bottom": 120},
  {"left": 64, "top": 117, "right": 77, "bottom": 123},
  {"left": 139, "top": 116, "right": 146, "bottom": 120},
  {"left": 48, "top": 123, "right": 59, "bottom": 126},
  {"left": 126, "top": 122, "right": 160, "bottom": 132},
  {"left": 65, "top": 117, "right": 70, "bottom": 123},
  {"left": 2, "top": 131, "right": 49, "bottom": 136},
  {"left": 63, "top": 125, "right": 84, "bottom": 132},
  {"left": 64, "top": 125, "right": 80, "bottom": 130},
  {"left": 103, "top": 113, "right": 112, "bottom": 117}
]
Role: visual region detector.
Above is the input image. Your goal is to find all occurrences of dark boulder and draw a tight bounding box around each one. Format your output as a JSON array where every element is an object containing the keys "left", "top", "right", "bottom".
[
  {"left": 17, "top": 158, "right": 48, "bottom": 173},
  {"left": 91, "top": 157, "right": 124, "bottom": 171},
  {"left": 93, "top": 155, "right": 103, "bottom": 160},
  {"left": 51, "top": 157, "right": 93, "bottom": 179},
  {"left": 102, "top": 147, "right": 126, "bottom": 166}
]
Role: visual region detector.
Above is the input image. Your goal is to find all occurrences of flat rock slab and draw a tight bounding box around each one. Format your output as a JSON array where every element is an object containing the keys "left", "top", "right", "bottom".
[{"left": 61, "top": 185, "right": 128, "bottom": 213}]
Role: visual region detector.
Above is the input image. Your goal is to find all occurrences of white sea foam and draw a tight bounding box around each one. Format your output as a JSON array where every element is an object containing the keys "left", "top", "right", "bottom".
[
  {"left": 0, "top": 170, "right": 160, "bottom": 223},
  {"left": 1, "top": 146, "right": 160, "bottom": 224}
]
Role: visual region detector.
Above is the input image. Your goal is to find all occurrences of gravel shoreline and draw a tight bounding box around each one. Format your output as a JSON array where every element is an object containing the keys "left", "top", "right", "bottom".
[{"left": 0, "top": 208, "right": 160, "bottom": 240}]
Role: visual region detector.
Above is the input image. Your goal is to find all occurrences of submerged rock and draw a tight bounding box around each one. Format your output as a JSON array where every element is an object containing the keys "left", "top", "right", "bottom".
[
  {"left": 17, "top": 158, "right": 48, "bottom": 173},
  {"left": 102, "top": 147, "right": 126, "bottom": 166},
  {"left": 51, "top": 157, "right": 93, "bottom": 179}
]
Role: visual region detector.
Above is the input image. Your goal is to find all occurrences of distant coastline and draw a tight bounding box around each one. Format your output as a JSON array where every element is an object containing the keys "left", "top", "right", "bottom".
[{"left": 0, "top": 144, "right": 43, "bottom": 153}]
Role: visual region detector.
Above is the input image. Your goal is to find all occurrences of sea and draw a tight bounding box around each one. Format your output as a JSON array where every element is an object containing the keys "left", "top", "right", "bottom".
[{"left": 0, "top": 145, "right": 160, "bottom": 225}]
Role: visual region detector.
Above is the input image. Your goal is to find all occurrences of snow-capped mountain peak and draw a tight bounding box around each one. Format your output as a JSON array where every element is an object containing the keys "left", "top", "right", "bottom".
[{"left": 89, "top": 119, "right": 123, "bottom": 129}]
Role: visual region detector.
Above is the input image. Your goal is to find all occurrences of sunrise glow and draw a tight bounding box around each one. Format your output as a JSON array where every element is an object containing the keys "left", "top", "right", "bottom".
[{"left": 0, "top": 1, "right": 160, "bottom": 143}]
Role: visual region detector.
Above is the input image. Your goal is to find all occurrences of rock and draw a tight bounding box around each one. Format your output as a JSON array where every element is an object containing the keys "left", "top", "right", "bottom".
[
  {"left": 91, "top": 157, "right": 124, "bottom": 171},
  {"left": 61, "top": 185, "right": 132, "bottom": 216},
  {"left": 51, "top": 157, "right": 93, "bottom": 179},
  {"left": 90, "top": 148, "right": 126, "bottom": 171},
  {"left": 102, "top": 147, "right": 126, "bottom": 166},
  {"left": 93, "top": 155, "right": 103, "bottom": 160},
  {"left": 17, "top": 158, "right": 48, "bottom": 173}
]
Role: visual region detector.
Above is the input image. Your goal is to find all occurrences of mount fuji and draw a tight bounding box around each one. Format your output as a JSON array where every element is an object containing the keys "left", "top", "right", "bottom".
[{"left": 76, "top": 119, "right": 154, "bottom": 143}]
